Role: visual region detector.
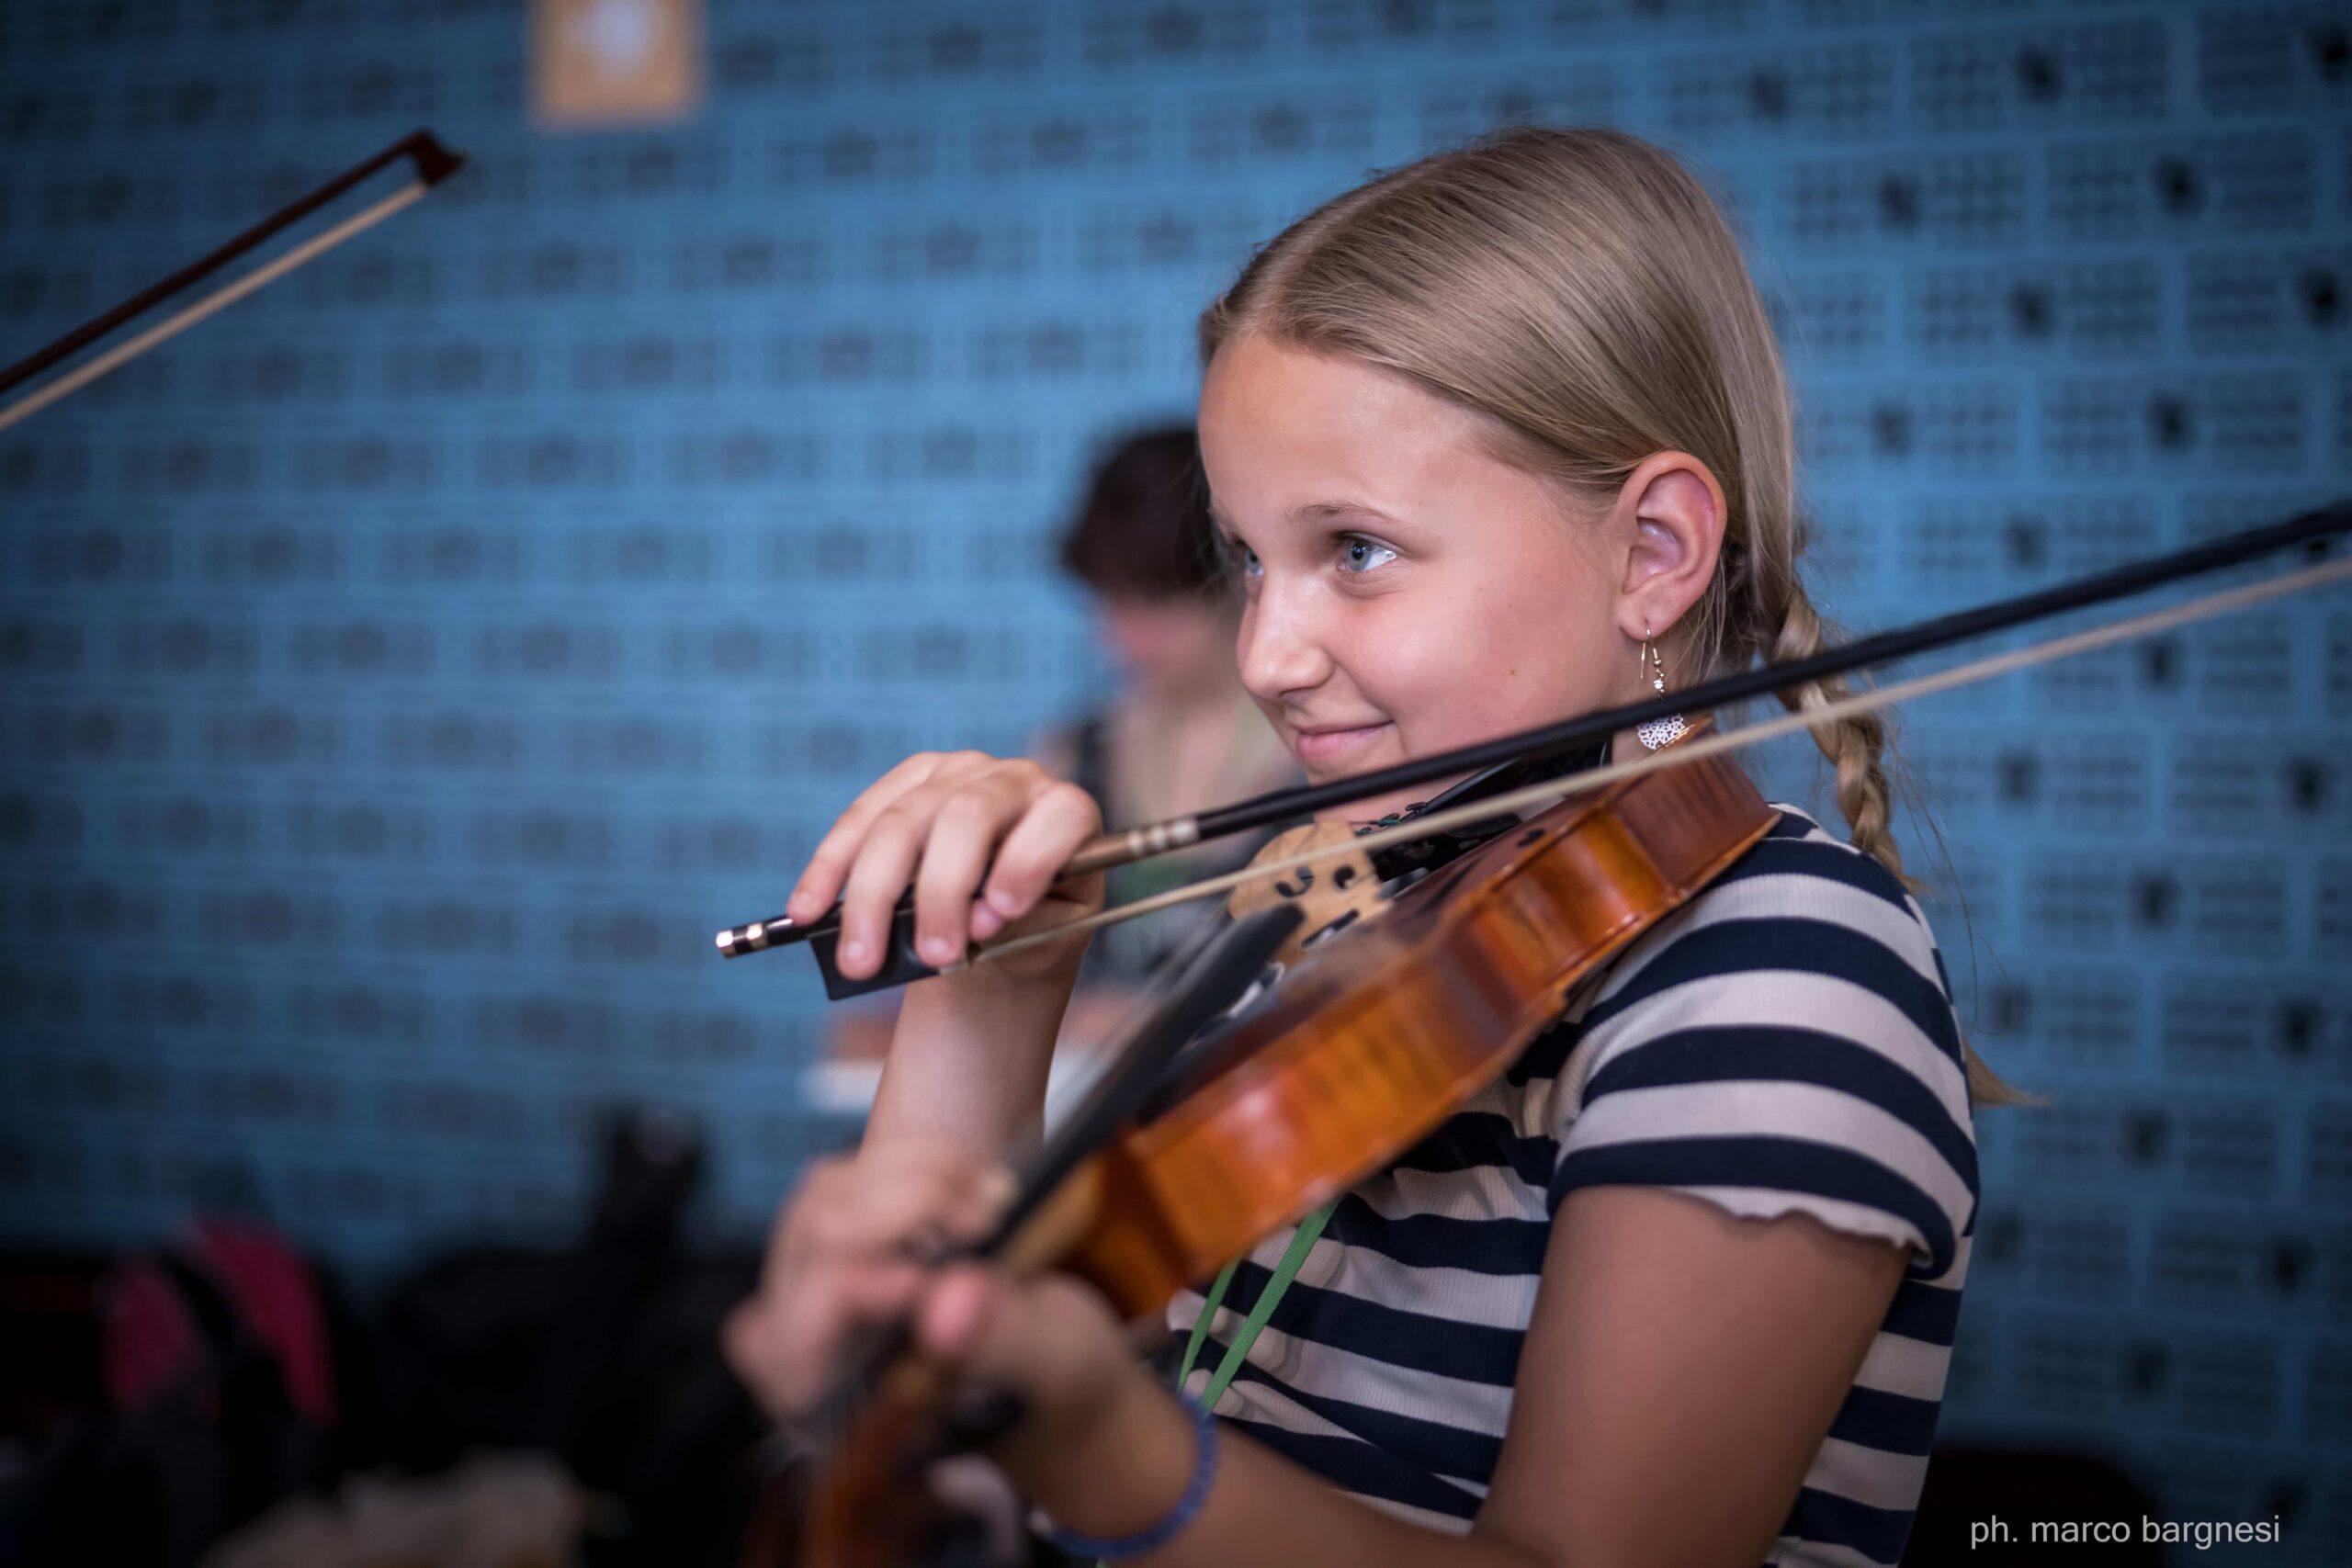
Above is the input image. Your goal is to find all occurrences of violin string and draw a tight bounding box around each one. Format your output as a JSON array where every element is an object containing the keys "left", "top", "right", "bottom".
[
  {"left": 953, "top": 554, "right": 2352, "bottom": 972},
  {"left": 0, "top": 180, "right": 430, "bottom": 433}
]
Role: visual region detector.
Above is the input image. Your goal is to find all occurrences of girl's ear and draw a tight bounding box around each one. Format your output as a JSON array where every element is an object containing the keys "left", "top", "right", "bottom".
[{"left": 1615, "top": 451, "right": 1727, "bottom": 642}]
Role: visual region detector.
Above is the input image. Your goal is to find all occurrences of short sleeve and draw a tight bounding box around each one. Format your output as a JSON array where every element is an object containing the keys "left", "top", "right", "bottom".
[{"left": 1544, "top": 816, "right": 1981, "bottom": 1280}]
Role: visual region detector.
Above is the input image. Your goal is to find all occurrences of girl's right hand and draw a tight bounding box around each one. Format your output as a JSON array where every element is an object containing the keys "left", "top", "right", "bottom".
[
  {"left": 722, "top": 1145, "right": 1148, "bottom": 1485},
  {"left": 785, "top": 751, "right": 1106, "bottom": 987},
  {"left": 723, "top": 1145, "right": 1013, "bottom": 1420}
]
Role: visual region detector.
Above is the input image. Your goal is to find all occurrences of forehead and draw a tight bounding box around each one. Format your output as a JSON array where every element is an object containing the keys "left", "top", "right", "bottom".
[
  {"left": 1204, "top": 338, "right": 1493, "bottom": 477},
  {"left": 1198, "top": 334, "right": 1575, "bottom": 540}
]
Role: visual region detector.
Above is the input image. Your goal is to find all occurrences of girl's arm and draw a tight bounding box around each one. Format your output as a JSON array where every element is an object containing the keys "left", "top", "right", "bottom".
[
  {"left": 1001, "top": 1184, "right": 1905, "bottom": 1568},
  {"left": 862, "top": 964, "right": 1075, "bottom": 1159},
  {"left": 860, "top": 728, "right": 1092, "bottom": 1160},
  {"left": 1474, "top": 1185, "right": 1907, "bottom": 1566},
  {"left": 778, "top": 750, "right": 1106, "bottom": 1160}
]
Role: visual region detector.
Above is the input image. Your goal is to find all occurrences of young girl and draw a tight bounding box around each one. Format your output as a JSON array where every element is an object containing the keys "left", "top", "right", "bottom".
[{"left": 725, "top": 127, "right": 2004, "bottom": 1568}]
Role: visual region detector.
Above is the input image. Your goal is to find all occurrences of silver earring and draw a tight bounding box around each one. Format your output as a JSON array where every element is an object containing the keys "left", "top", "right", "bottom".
[{"left": 1636, "top": 619, "right": 1689, "bottom": 751}]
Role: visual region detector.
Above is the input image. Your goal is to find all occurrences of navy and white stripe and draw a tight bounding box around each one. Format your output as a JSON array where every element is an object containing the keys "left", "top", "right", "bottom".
[{"left": 1168, "top": 807, "right": 1980, "bottom": 1563}]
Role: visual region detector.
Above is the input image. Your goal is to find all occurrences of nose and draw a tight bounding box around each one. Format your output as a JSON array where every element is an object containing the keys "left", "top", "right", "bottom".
[{"left": 1237, "top": 578, "right": 1331, "bottom": 705}]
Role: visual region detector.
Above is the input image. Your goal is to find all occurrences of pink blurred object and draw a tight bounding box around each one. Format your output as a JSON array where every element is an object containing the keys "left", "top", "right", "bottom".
[
  {"left": 99, "top": 1258, "right": 209, "bottom": 1413},
  {"left": 99, "top": 1217, "right": 336, "bottom": 1427}
]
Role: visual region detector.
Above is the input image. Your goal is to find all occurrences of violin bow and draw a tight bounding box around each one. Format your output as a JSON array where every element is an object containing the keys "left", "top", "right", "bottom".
[
  {"left": 718, "top": 497, "right": 2352, "bottom": 973},
  {"left": 0, "top": 129, "right": 466, "bottom": 433}
]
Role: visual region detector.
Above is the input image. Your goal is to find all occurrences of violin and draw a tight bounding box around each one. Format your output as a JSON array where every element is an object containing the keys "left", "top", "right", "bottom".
[{"left": 785, "top": 722, "right": 1773, "bottom": 1568}]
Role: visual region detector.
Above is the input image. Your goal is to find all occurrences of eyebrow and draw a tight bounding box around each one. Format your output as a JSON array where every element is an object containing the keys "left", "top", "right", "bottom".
[{"left": 1209, "top": 499, "right": 1408, "bottom": 536}]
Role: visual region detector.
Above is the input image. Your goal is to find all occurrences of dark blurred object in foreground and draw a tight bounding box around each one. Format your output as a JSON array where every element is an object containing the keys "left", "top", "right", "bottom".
[
  {"left": 0, "top": 1220, "right": 350, "bottom": 1568},
  {"left": 0, "top": 1108, "right": 769, "bottom": 1568},
  {"left": 371, "top": 1109, "right": 765, "bottom": 1562}
]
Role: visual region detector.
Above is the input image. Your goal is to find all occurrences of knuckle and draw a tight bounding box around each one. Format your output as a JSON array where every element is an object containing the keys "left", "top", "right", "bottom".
[
  {"left": 991, "top": 757, "right": 1046, "bottom": 790},
  {"left": 986, "top": 856, "right": 1041, "bottom": 897},
  {"left": 933, "top": 789, "right": 992, "bottom": 830},
  {"left": 1043, "top": 781, "right": 1099, "bottom": 821},
  {"left": 803, "top": 1203, "right": 861, "bottom": 1253}
]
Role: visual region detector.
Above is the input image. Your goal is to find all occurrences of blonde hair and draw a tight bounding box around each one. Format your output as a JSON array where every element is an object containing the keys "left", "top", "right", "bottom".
[{"left": 1202, "top": 126, "right": 2027, "bottom": 1109}]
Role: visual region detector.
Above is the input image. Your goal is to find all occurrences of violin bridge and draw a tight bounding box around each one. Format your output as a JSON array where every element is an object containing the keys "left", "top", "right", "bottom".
[{"left": 1227, "top": 821, "right": 1385, "bottom": 967}]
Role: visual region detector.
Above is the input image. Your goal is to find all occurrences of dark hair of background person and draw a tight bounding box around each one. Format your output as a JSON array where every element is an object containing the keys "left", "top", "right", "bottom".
[{"left": 1057, "top": 426, "right": 1226, "bottom": 599}]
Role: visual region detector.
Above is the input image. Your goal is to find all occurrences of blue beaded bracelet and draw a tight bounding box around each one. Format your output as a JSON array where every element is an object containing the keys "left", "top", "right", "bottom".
[{"left": 1037, "top": 1395, "right": 1218, "bottom": 1561}]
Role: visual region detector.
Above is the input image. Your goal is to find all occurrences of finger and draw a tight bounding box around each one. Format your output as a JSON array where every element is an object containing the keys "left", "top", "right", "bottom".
[
  {"left": 911, "top": 774, "right": 1026, "bottom": 967},
  {"left": 761, "top": 1155, "right": 859, "bottom": 1291},
  {"left": 787, "top": 752, "right": 944, "bottom": 921},
  {"left": 914, "top": 1263, "right": 1001, "bottom": 1367},
  {"left": 833, "top": 792, "right": 939, "bottom": 978},
  {"left": 913, "top": 1267, "right": 1103, "bottom": 1395},
  {"left": 721, "top": 1300, "right": 767, "bottom": 1388},
  {"left": 728, "top": 1258, "right": 928, "bottom": 1416},
  {"left": 979, "top": 782, "right": 1102, "bottom": 921},
  {"left": 763, "top": 1147, "right": 973, "bottom": 1292}
]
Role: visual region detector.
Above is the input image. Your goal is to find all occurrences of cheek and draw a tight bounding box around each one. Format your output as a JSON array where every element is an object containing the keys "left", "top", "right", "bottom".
[
  {"left": 1323, "top": 595, "right": 1480, "bottom": 732},
  {"left": 1368, "top": 576, "right": 1622, "bottom": 748}
]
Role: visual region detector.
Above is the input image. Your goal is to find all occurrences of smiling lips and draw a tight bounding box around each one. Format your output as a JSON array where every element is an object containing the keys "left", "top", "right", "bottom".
[{"left": 1289, "top": 721, "right": 1391, "bottom": 767}]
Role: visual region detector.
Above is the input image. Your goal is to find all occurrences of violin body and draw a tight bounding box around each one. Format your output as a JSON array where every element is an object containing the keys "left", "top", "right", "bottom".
[
  {"left": 797, "top": 728, "right": 1774, "bottom": 1568},
  {"left": 1056, "top": 727, "right": 1775, "bottom": 1320}
]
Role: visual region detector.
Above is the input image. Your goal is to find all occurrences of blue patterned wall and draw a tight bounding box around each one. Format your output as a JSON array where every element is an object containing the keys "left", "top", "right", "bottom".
[{"left": 2, "top": 0, "right": 2347, "bottom": 1557}]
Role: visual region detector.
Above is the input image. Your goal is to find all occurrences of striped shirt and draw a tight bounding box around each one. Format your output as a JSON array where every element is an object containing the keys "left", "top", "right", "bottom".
[{"left": 1168, "top": 806, "right": 1979, "bottom": 1567}]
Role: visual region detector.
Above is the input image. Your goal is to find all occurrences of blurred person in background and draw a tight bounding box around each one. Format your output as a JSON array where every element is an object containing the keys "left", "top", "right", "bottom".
[{"left": 1036, "top": 425, "right": 1299, "bottom": 1000}]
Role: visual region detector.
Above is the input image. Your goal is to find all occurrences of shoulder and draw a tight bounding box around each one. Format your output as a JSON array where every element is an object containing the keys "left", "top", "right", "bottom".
[
  {"left": 1535, "top": 807, "right": 1980, "bottom": 1277},
  {"left": 1705, "top": 803, "right": 1928, "bottom": 927},
  {"left": 1579, "top": 806, "right": 1959, "bottom": 1066}
]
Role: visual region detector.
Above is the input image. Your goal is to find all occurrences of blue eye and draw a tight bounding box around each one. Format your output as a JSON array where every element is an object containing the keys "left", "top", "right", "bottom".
[
  {"left": 1339, "top": 536, "right": 1396, "bottom": 574},
  {"left": 1223, "top": 537, "right": 1261, "bottom": 579}
]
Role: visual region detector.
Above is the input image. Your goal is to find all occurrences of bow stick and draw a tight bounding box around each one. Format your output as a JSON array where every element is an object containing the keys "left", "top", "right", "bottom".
[
  {"left": 967, "top": 547, "right": 2352, "bottom": 974},
  {"left": 0, "top": 129, "right": 466, "bottom": 432},
  {"left": 717, "top": 497, "right": 2352, "bottom": 977}
]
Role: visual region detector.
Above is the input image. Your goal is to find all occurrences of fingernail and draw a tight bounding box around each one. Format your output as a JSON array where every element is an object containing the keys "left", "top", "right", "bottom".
[
  {"left": 841, "top": 939, "right": 869, "bottom": 967},
  {"left": 922, "top": 935, "right": 956, "bottom": 964},
  {"left": 988, "top": 887, "right": 1021, "bottom": 915},
  {"left": 969, "top": 906, "right": 1001, "bottom": 940},
  {"left": 921, "top": 1269, "right": 989, "bottom": 1359}
]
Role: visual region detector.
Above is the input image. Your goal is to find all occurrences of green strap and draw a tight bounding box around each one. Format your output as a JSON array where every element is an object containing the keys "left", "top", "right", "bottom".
[{"left": 1175, "top": 1198, "right": 1339, "bottom": 1414}]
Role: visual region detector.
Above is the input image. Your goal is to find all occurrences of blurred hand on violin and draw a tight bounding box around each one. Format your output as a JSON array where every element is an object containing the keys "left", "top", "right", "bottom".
[
  {"left": 785, "top": 750, "right": 1107, "bottom": 987},
  {"left": 721, "top": 1144, "right": 1167, "bottom": 1499}
]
